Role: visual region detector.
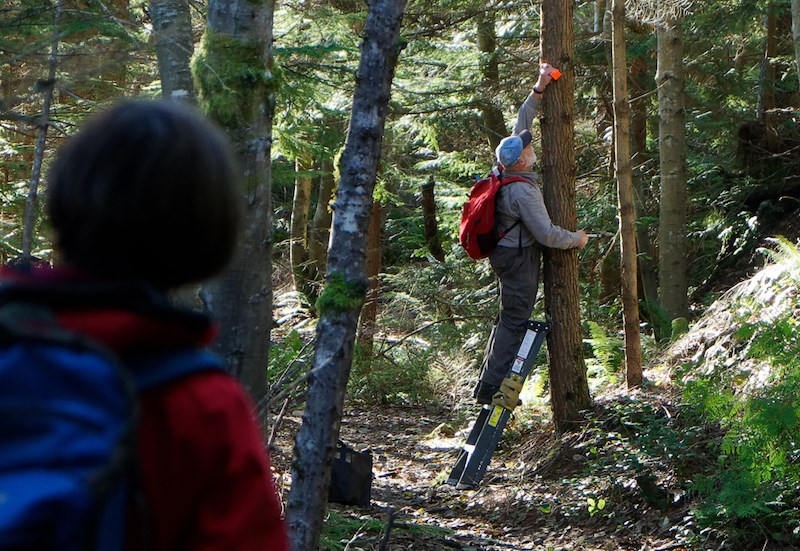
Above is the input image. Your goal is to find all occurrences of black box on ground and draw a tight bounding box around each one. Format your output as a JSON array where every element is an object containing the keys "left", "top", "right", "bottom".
[{"left": 328, "top": 441, "right": 372, "bottom": 506}]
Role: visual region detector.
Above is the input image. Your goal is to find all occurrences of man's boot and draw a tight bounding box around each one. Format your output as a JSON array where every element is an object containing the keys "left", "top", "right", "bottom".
[{"left": 473, "top": 380, "right": 500, "bottom": 405}]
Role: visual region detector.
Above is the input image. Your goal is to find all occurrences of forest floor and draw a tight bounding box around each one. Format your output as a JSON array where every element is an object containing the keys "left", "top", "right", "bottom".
[
  {"left": 267, "top": 212, "right": 800, "bottom": 550},
  {"left": 270, "top": 377, "right": 739, "bottom": 551}
]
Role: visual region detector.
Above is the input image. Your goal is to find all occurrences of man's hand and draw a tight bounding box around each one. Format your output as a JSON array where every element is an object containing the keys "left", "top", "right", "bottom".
[
  {"left": 534, "top": 63, "right": 558, "bottom": 93},
  {"left": 576, "top": 229, "right": 589, "bottom": 249}
]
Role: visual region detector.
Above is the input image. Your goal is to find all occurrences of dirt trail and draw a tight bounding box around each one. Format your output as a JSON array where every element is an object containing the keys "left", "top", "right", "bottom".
[{"left": 272, "top": 399, "right": 695, "bottom": 551}]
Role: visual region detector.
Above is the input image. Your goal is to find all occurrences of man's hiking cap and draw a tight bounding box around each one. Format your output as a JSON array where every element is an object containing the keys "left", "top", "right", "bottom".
[{"left": 495, "top": 129, "right": 532, "bottom": 167}]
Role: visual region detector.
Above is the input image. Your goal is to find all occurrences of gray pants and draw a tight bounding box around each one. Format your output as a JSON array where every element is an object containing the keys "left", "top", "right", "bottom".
[{"left": 479, "top": 244, "right": 541, "bottom": 386}]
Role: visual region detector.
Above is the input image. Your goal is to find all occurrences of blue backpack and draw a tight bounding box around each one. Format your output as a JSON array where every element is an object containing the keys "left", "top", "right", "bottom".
[{"left": 0, "top": 301, "right": 222, "bottom": 550}]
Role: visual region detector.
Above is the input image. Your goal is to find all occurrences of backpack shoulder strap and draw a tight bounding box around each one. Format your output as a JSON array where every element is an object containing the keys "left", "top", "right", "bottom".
[
  {"left": 0, "top": 298, "right": 223, "bottom": 392},
  {"left": 497, "top": 175, "right": 528, "bottom": 186},
  {"left": 493, "top": 172, "right": 528, "bottom": 246},
  {"left": 0, "top": 300, "right": 78, "bottom": 345}
]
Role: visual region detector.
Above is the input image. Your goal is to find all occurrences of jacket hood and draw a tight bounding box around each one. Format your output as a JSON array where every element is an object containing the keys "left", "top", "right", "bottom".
[{"left": 0, "top": 265, "right": 217, "bottom": 351}]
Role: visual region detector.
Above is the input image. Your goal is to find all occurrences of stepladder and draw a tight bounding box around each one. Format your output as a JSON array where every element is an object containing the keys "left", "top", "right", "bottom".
[{"left": 446, "top": 320, "right": 549, "bottom": 489}]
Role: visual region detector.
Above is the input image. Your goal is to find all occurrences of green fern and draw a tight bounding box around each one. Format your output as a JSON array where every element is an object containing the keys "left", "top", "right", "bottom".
[
  {"left": 584, "top": 321, "right": 624, "bottom": 374},
  {"left": 758, "top": 236, "right": 800, "bottom": 285}
]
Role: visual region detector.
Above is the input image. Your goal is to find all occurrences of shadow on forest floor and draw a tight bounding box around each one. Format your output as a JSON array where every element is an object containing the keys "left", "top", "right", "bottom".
[
  {"left": 267, "top": 216, "right": 800, "bottom": 550},
  {"left": 269, "top": 378, "right": 773, "bottom": 551}
]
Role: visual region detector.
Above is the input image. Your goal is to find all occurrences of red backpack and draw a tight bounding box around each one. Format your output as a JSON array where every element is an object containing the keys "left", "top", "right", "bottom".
[{"left": 459, "top": 167, "right": 527, "bottom": 259}]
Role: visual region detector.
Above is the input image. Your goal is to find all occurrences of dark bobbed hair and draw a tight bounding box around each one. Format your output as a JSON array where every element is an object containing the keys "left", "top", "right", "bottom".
[{"left": 47, "top": 100, "right": 242, "bottom": 289}]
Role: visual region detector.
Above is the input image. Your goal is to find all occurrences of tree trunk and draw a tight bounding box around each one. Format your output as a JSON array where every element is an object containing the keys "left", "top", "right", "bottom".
[
  {"left": 23, "top": 1, "right": 61, "bottom": 260},
  {"left": 629, "top": 51, "right": 660, "bottom": 321},
  {"left": 149, "top": 0, "right": 196, "bottom": 102},
  {"left": 357, "top": 201, "right": 383, "bottom": 358},
  {"left": 285, "top": 0, "right": 407, "bottom": 547},
  {"left": 307, "top": 158, "right": 336, "bottom": 302},
  {"left": 760, "top": 2, "right": 779, "bottom": 144},
  {"left": 476, "top": 8, "right": 507, "bottom": 150},
  {"left": 71, "top": 0, "right": 132, "bottom": 97},
  {"left": 793, "top": 0, "right": 800, "bottom": 89},
  {"left": 656, "top": 18, "right": 688, "bottom": 322},
  {"left": 540, "top": 0, "right": 591, "bottom": 432},
  {"left": 193, "top": 0, "right": 276, "bottom": 404},
  {"left": 291, "top": 150, "right": 314, "bottom": 299},
  {"left": 594, "top": 0, "right": 606, "bottom": 34},
  {"left": 420, "top": 176, "right": 445, "bottom": 262},
  {"left": 420, "top": 176, "right": 453, "bottom": 320},
  {"left": 611, "top": 0, "right": 642, "bottom": 387}
]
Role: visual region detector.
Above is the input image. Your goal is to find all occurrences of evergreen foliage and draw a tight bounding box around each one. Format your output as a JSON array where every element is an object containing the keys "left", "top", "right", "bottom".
[{"left": 2, "top": 0, "right": 800, "bottom": 546}]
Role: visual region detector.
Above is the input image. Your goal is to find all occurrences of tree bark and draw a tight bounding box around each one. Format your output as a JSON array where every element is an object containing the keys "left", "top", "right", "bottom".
[
  {"left": 285, "top": 0, "right": 407, "bottom": 547},
  {"left": 759, "top": 2, "right": 779, "bottom": 143},
  {"left": 629, "top": 51, "right": 660, "bottom": 320},
  {"left": 357, "top": 201, "right": 383, "bottom": 358},
  {"left": 193, "top": 0, "right": 276, "bottom": 404},
  {"left": 594, "top": 0, "right": 606, "bottom": 34},
  {"left": 656, "top": 18, "right": 688, "bottom": 322},
  {"left": 611, "top": 0, "right": 642, "bottom": 387},
  {"left": 291, "top": 150, "right": 314, "bottom": 299},
  {"left": 476, "top": 7, "right": 507, "bottom": 150},
  {"left": 420, "top": 176, "right": 445, "bottom": 262},
  {"left": 307, "top": 159, "right": 336, "bottom": 300},
  {"left": 23, "top": 1, "right": 61, "bottom": 260},
  {"left": 149, "top": 0, "right": 196, "bottom": 102},
  {"left": 540, "top": 0, "right": 591, "bottom": 432}
]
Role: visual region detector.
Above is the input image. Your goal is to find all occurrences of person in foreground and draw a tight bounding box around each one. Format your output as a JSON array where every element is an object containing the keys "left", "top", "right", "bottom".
[
  {"left": 475, "top": 64, "right": 590, "bottom": 408},
  {"left": 0, "top": 100, "right": 288, "bottom": 550}
]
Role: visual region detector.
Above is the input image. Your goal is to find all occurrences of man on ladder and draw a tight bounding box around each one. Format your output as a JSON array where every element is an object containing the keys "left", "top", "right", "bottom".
[
  {"left": 475, "top": 63, "right": 589, "bottom": 409},
  {"left": 448, "top": 64, "right": 589, "bottom": 489}
]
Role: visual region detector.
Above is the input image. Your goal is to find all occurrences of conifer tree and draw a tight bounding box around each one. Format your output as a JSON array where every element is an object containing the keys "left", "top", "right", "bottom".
[
  {"left": 540, "top": 0, "right": 592, "bottom": 431},
  {"left": 286, "top": 0, "right": 407, "bottom": 546},
  {"left": 193, "top": 0, "right": 276, "bottom": 403}
]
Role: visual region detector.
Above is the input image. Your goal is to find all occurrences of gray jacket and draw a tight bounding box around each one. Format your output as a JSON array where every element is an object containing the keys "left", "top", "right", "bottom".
[{"left": 495, "top": 92, "right": 581, "bottom": 250}]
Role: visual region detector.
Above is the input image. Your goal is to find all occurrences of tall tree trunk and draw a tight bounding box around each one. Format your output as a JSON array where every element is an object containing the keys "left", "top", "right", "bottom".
[
  {"left": 193, "top": 0, "right": 276, "bottom": 403},
  {"left": 598, "top": 3, "right": 615, "bottom": 180},
  {"left": 85, "top": 0, "right": 132, "bottom": 96},
  {"left": 357, "top": 201, "right": 383, "bottom": 358},
  {"left": 629, "top": 51, "right": 660, "bottom": 319},
  {"left": 286, "top": 0, "right": 407, "bottom": 547},
  {"left": 476, "top": 8, "right": 507, "bottom": 150},
  {"left": 540, "top": 0, "right": 591, "bottom": 432},
  {"left": 760, "top": 2, "right": 779, "bottom": 145},
  {"left": 420, "top": 176, "right": 453, "bottom": 320},
  {"left": 150, "top": 0, "right": 199, "bottom": 310},
  {"left": 23, "top": 1, "right": 61, "bottom": 260},
  {"left": 611, "top": 0, "right": 642, "bottom": 387},
  {"left": 420, "top": 176, "right": 445, "bottom": 262},
  {"left": 656, "top": 18, "right": 688, "bottom": 322},
  {"left": 793, "top": 0, "right": 800, "bottom": 88},
  {"left": 291, "top": 150, "right": 314, "bottom": 299},
  {"left": 307, "top": 159, "right": 336, "bottom": 301},
  {"left": 594, "top": 0, "right": 606, "bottom": 34},
  {"left": 149, "top": 0, "right": 196, "bottom": 102}
]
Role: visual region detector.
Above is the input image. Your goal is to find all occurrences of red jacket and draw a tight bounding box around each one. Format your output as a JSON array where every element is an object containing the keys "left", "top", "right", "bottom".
[
  {"left": 132, "top": 370, "right": 289, "bottom": 551},
  {"left": 0, "top": 266, "right": 289, "bottom": 551}
]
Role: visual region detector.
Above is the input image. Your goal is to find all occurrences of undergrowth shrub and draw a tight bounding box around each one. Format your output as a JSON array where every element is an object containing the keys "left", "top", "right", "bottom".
[
  {"left": 345, "top": 252, "right": 498, "bottom": 406},
  {"left": 584, "top": 320, "right": 624, "bottom": 390},
  {"left": 681, "top": 238, "right": 800, "bottom": 545},
  {"left": 348, "top": 343, "right": 438, "bottom": 405},
  {"left": 267, "top": 329, "right": 313, "bottom": 407}
]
